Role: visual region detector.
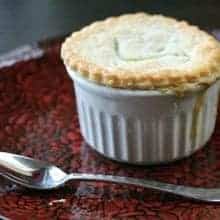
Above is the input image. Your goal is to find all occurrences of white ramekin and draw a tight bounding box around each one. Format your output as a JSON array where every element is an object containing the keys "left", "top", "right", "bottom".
[{"left": 66, "top": 66, "right": 220, "bottom": 165}]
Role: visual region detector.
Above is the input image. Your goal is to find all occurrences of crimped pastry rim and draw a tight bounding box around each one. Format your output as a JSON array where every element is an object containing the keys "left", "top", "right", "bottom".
[
  {"left": 68, "top": 67, "right": 215, "bottom": 98},
  {"left": 61, "top": 12, "right": 220, "bottom": 91}
]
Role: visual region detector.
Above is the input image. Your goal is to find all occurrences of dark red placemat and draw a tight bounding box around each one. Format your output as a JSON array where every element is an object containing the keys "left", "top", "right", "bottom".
[{"left": 0, "top": 35, "right": 220, "bottom": 220}]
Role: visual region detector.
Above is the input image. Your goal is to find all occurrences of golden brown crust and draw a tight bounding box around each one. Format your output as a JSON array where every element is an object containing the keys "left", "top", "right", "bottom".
[{"left": 61, "top": 12, "right": 220, "bottom": 90}]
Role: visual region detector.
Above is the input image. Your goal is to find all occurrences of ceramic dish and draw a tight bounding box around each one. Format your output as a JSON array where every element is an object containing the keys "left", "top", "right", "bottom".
[{"left": 67, "top": 67, "right": 220, "bottom": 164}]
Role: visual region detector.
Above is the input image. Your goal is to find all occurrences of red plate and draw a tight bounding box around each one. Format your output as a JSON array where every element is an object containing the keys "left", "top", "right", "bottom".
[{"left": 0, "top": 34, "right": 220, "bottom": 220}]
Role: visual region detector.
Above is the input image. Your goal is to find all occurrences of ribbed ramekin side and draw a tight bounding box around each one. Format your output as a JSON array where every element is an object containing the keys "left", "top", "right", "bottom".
[{"left": 72, "top": 76, "right": 220, "bottom": 164}]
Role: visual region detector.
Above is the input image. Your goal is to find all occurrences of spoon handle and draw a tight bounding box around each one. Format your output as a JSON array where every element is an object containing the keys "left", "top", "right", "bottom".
[{"left": 68, "top": 173, "right": 220, "bottom": 202}]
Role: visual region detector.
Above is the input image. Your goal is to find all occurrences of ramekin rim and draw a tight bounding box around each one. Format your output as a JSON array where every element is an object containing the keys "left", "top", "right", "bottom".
[{"left": 66, "top": 66, "right": 214, "bottom": 97}]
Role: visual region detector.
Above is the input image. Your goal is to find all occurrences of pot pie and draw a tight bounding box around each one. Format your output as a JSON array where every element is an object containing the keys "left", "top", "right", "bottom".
[{"left": 61, "top": 13, "right": 220, "bottom": 164}]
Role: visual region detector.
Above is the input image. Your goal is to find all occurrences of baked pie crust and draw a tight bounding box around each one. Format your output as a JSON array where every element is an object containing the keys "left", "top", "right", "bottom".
[{"left": 61, "top": 13, "right": 220, "bottom": 91}]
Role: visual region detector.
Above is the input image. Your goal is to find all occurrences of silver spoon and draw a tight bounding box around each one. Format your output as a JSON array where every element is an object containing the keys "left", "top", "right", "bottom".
[{"left": 0, "top": 152, "right": 219, "bottom": 202}]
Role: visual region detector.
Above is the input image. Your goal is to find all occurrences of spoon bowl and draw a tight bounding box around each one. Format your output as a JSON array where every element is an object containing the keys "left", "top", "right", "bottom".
[{"left": 0, "top": 152, "right": 68, "bottom": 189}]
